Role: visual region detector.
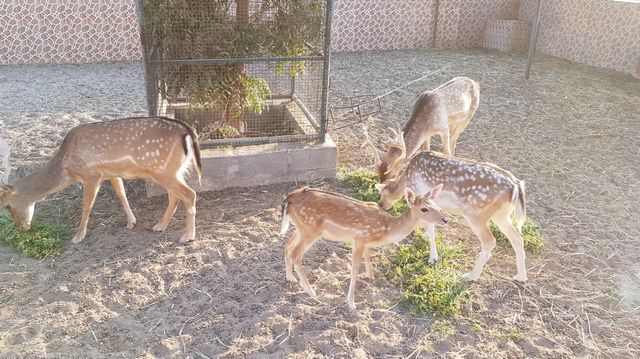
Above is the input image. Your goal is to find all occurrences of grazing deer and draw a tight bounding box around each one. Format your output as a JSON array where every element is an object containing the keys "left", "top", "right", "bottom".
[
  {"left": 364, "top": 77, "right": 479, "bottom": 182},
  {"left": 280, "top": 186, "right": 448, "bottom": 310},
  {"left": 375, "top": 151, "right": 528, "bottom": 282},
  {"left": 0, "top": 117, "right": 202, "bottom": 244}
]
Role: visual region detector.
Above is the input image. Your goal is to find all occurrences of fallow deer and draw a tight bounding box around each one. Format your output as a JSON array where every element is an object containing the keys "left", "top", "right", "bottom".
[
  {"left": 364, "top": 77, "right": 480, "bottom": 182},
  {"left": 375, "top": 151, "right": 528, "bottom": 282},
  {"left": 280, "top": 186, "right": 448, "bottom": 310},
  {"left": 0, "top": 117, "right": 202, "bottom": 244}
]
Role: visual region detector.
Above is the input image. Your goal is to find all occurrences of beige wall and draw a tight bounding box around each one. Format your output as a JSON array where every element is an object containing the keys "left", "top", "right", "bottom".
[
  {"left": 0, "top": 0, "right": 140, "bottom": 65},
  {"left": 520, "top": 0, "right": 640, "bottom": 74},
  {"left": 1, "top": 0, "right": 638, "bottom": 76}
]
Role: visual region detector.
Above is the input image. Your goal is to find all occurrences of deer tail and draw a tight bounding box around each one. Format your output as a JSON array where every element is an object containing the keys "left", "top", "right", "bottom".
[
  {"left": 512, "top": 180, "right": 527, "bottom": 233},
  {"left": 280, "top": 200, "right": 291, "bottom": 236}
]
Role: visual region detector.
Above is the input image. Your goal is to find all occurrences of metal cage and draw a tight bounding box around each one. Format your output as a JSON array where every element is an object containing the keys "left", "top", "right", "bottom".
[{"left": 135, "top": 0, "right": 333, "bottom": 148}]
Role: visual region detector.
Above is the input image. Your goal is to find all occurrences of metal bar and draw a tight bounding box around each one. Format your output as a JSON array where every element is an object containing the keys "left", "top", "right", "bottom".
[
  {"left": 149, "top": 56, "right": 325, "bottom": 66},
  {"left": 525, "top": 0, "right": 543, "bottom": 80},
  {"left": 319, "top": 0, "right": 334, "bottom": 142},
  {"left": 292, "top": 95, "right": 320, "bottom": 130},
  {"left": 432, "top": 0, "right": 440, "bottom": 47},
  {"left": 134, "top": 0, "right": 156, "bottom": 115},
  {"left": 200, "top": 134, "right": 318, "bottom": 148}
]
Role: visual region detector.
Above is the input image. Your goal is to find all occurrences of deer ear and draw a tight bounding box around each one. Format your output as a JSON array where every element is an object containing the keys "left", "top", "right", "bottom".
[
  {"left": 374, "top": 183, "right": 386, "bottom": 193},
  {"left": 429, "top": 184, "right": 443, "bottom": 199},
  {"left": 404, "top": 188, "right": 416, "bottom": 207},
  {"left": 0, "top": 184, "right": 14, "bottom": 202}
]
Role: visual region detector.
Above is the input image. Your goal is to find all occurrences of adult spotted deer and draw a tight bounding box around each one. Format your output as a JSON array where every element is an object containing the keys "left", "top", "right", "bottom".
[
  {"left": 364, "top": 77, "right": 479, "bottom": 182},
  {"left": 280, "top": 186, "right": 448, "bottom": 310},
  {"left": 375, "top": 151, "right": 528, "bottom": 282},
  {"left": 0, "top": 117, "right": 202, "bottom": 243}
]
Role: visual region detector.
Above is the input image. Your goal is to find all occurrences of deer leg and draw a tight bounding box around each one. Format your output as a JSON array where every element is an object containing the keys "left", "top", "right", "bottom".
[
  {"left": 292, "top": 234, "right": 319, "bottom": 297},
  {"left": 462, "top": 219, "right": 496, "bottom": 282},
  {"left": 425, "top": 223, "right": 439, "bottom": 264},
  {"left": 109, "top": 177, "right": 136, "bottom": 229},
  {"left": 364, "top": 247, "right": 374, "bottom": 279},
  {"left": 152, "top": 192, "right": 179, "bottom": 232},
  {"left": 450, "top": 127, "right": 462, "bottom": 156},
  {"left": 153, "top": 176, "right": 197, "bottom": 243},
  {"left": 284, "top": 232, "right": 301, "bottom": 283},
  {"left": 347, "top": 243, "right": 365, "bottom": 310},
  {"left": 71, "top": 177, "right": 102, "bottom": 243},
  {"left": 422, "top": 135, "right": 431, "bottom": 152},
  {"left": 440, "top": 131, "right": 452, "bottom": 156},
  {"left": 176, "top": 182, "right": 197, "bottom": 243},
  {"left": 494, "top": 215, "right": 528, "bottom": 282}
]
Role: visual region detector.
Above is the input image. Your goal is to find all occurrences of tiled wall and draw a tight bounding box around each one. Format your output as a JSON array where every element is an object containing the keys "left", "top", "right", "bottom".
[
  {"left": 435, "top": 0, "right": 518, "bottom": 48},
  {"left": 331, "top": 0, "right": 436, "bottom": 52},
  {"left": 1, "top": 0, "right": 638, "bottom": 76},
  {"left": 519, "top": 0, "right": 640, "bottom": 75},
  {"left": 0, "top": 0, "right": 141, "bottom": 65}
]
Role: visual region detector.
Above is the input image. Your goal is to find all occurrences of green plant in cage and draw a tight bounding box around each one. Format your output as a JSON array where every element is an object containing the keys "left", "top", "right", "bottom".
[{"left": 141, "top": 0, "right": 325, "bottom": 138}]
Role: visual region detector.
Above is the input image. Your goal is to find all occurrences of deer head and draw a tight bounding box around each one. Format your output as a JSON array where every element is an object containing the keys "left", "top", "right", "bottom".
[
  {"left": 361, "top": 118, "right": 407, "bottom": 182},
  {"left": 0, "top": 139, "right": 33, "bottom": 230}
]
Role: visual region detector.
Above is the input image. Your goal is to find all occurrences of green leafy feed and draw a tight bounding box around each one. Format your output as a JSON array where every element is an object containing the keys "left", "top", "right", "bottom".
[{"left": 0, "top": 213, "right": 68, "bottom": 259}]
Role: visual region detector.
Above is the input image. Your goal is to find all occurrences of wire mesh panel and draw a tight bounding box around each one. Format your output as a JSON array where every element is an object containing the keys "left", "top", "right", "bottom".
[{"left": 136, "top": 0, "right": 333, "bottom": 148}]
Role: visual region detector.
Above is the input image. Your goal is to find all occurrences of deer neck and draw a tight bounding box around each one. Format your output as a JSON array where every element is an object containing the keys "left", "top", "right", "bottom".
[
  {"left": 402, "top": 123, "right": 423, "bottom": 158},
  {"left": 387, "top": 170, "right": 408, "bottom": 202},
  {"left": 14, "top": 156, "right": 71, "bottom": 203},
  {"left": 384, "top": 209, "right": 420, "bottom": 244}
]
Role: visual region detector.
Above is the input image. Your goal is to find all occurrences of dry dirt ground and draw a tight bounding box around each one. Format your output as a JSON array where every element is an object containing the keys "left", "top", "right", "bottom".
[{"left": 0, "top": 49, "right": 639, "bottom": 358}]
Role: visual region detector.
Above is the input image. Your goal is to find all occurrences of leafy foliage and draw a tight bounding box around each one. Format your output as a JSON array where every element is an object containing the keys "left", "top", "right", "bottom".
[
  {"left": 0, "top": 213, "right": 68, "bottom": 259},
  {"left": 141, "top": 0, "right": 326, "bottom": 137},
  {"left": 391, "top": 230, "right": 468, "bottom": 317},
  {"left": 342, "top": 168, "right": 407, "bottom": 215}
]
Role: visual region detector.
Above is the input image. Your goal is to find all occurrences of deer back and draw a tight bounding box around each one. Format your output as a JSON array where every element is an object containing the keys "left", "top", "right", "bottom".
[
  {"left": 411, "top": 152, "right": 518, "bottom": 211},
  {"left": 284, "top": 187, "right": 390, "bottom": 239},
  {"left": 62, "top": 117, "right": 202, "bottom": 180}
]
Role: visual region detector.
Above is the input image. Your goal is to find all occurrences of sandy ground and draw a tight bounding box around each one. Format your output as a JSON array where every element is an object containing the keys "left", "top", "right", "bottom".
[{"left": 0, "top": 49, "right": 639, "bottom": 358}]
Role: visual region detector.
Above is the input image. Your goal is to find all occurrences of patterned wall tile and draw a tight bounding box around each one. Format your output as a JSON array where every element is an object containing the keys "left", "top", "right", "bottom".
[
  {"left": 0, "top": 0, "right": 141, "bottom": 65},
  {"left": 0, "top": 0, "right": 638, "bottom": 76},
  {"left": 483, "top": 19, "right": 531, "bottom": 54},
  {"left": 519, "top": 0, "right": 640, "bottom": 74},
  {"left": 436, "top": 0, "right": 519, "bottom": 48},
  {"left": 331, "top": 0, "right": 436, "bottom": 52}
]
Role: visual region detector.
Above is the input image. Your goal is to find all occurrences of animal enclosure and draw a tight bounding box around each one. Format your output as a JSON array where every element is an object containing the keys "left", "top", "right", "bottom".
[
  {"left": 137, "top": 0, "right": 333, "bottom": 147},
  {"left": 1, "top": 33, "right": 640, "bottom": 358}
]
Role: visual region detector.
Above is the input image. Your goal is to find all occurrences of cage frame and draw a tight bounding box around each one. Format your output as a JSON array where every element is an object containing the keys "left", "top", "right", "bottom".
[{"left": 134, "top": 0, "right": 334, "bottom": 149}]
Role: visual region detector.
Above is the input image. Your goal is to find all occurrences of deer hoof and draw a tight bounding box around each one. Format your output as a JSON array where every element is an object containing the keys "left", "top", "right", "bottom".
[
  {"left": 304, "top": 287, "right": 317, "bottom": 298},
  {"left": 286, "top": 273, "right": 297, "bottom": 283},
  {"left": 152, "top": 223, "right": 167, "bottom": 232},
  {"left": 70, "top": 235, "right": 85, "bottom": 244},
  {"left": 513, "top": 274, "right": 528, "bottom": 282},
  {"left": 347, "top": 301, "right": 357, "bottom": 311},
  {"left": 365, "top": 272, "right": 375, "bottom": 280},
  {"left": 427, "top": 256, "right": 439, "bottom": 265},
  {"left": 179, "top": 234, "right": 195, "bottom": 244},
  {"left": 126, "top": 220, "right": 137, "bottom": 230},
  {"left": 461, "top": 272, "right": 478, "bottom": 282}
]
